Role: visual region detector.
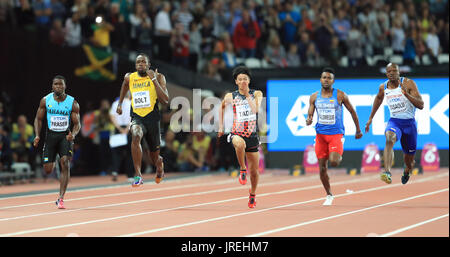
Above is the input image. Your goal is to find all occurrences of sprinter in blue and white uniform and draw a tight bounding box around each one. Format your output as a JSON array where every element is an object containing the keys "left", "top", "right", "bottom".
[
  {"left": 306, "top": 67, "right": 363, "bottom": 206},
  {"left": 33, "top": 75, "right": 81, "bottom": 209},
  {"left": 365, "top": 63, "right": 424, "bottom": 185}
]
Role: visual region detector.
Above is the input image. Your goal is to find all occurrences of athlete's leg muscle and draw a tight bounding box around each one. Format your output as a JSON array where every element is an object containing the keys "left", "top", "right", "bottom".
[{"left": 246, "top": 152, "right": 259, "bottom": 195}]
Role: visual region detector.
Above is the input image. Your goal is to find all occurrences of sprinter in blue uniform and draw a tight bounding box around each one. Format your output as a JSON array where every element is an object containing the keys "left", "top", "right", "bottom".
[
  {"left": 365, "top": 63, "right": 424, "bottom": 184},
  {"left": 33, "top": 75, "right": 81, "bottom": 209}
]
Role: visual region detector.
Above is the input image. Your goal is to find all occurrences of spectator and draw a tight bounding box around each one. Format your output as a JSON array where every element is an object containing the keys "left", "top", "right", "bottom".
[
  {"left": 80, "top": 3, "right": 96, "bottom": 40},
  {"left": 160, "top": 129, "right": 179, "bottom": 172},
  {"left": 154, "top": 1, "right": 172, "bottom": 62},
  {"left": 33, "top": 0, "right": 52, "bottom": 28},
  {"left": 90, "top": 14, "right": 114, "bottom": 49},
  {"left": 188, "top": 21, "right": 202, "bottom": 71},
  {"left": 10, "top": 115, "right": 34, "bottom": 164},
  {"left": 331, "top": 9, "right": 351, "bottom": 55},
  {"left": 357, "top": 4, "right": 376, "bottom": 29},
  {"left": 13, "top": 0, "right": 35, "bottom": 29},
  {"left": 50, "top": 0, "right": 66, "bottom": 22},
  {"left": 403, "top": 28, "right": 417, "bottom": 66},
  {"left": 286, "top": 43, "right": 300, "bottom": 67},
  {"left": 0, "top": 124, "right": 12, "bottom": 171},
  {"left": 177, "top": 134, "right": 203, "bottom": 172},
  {"left": 436, "top": 19, "right": 449, "bottom": 53},
  {"left": 192, "top": 130, "right": 211, "bottom": 171},
  {"left": 297, "top": 31, "right": 313, "bottom": 64},
  {"left": 94, "top": 99, "right": 114, "bottom": 175},
  {"left": 346, "top": 23, "right": 364, "bottom": 67},
  {"left": 49, "top": 18, "right": 65, "bottom": 46},
  {"left": 300, "top": 8, "right": 313, "bottom": 32},
  {"left": 203, "top": 58, "right": 222, "bottom": 81},
  {"left": 109, "top": 93, "right": 133, "bottom": 181},
  {"left": 80, "top": 101, "right": 99, "bottom": 172},
  {"left": 232, "top": 9, "right": 260, "bottom": 58},
  {"left": 129, "top": 3, "right": 152, "bottom": 51},
  {"left": 278, "top": 1, "right": 301, "bottom": 48},
  {"left": 106, "top": 2, "right": 128, "bottom": 50},
  {"left": 429, "top": 0, "right": 448, "bottom": 20},
  {"left": 199, "top": 16, "right": 215, "bottom": 57},
  {"left": 419, "top": 7, "right": 432, "bottom": 41},
  {"left": 65, "top": 10, "right": 82, "bottom": 47},
  {"left": 263, "top": 6, "right": 282, "bottom": 42},
  {"left": 391, "top": 18, "right": 406, "bottom": 55},
  {"left": 425, "top": 24, "right": 441, "bottom": 64},
  {"left": 413, "top": 27, "right": 427, "bottom": 65},
  {"left": 170, "top": 22, "right": 190, "bottom": 68},
  {"left": 367, "top": 12, "right": 390, "bottom": 55},
  {"left": 94, "top": 0, "right": 109, "bottom": 17},
  {"left": 222, "top": 40, "right": 238, "bottom": 68},
  {"left": 305, "top": 41, "right": 321, "bottom": 67},
  {"left": 264, "top": 33, "right": 287, "bottom": 67},
  {"left": 314, "top": 13, "right": 334, "bottom": 62},
  {"left": 390, "top": 1, "right": 408, "bottom": 29},
  {"left": 207, "top": 0, "right": 229, "bottom": 38},
  {"left": 172, "top": 0, "right": 193, "bottom": 34},
  {"left": 329, "top": 36, "right": 341, "bottom": 67}
]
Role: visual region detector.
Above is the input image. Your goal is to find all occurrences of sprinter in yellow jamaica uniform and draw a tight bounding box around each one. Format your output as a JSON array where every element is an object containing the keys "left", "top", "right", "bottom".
[{"left": 116, "top": 53, "right": 169, "bottom": 187}]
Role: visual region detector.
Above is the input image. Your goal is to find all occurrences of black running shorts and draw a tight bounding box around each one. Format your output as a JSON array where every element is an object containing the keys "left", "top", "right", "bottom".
[
  {"left": 42, "top": 130, "right": 73, "bottom": 163},
  {"left": 130, "top": 112, "right": 161, "bottom": 152}
]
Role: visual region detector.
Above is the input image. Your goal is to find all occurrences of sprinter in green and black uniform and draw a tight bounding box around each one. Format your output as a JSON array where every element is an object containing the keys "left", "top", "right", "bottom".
[{"left": 33, "top": 75, "right": 81, "bottom": 209}]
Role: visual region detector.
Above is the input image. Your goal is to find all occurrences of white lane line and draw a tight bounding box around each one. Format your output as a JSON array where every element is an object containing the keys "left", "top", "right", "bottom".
[
  {"left": 0, "top": 175, "right": 379, "bottom": 236},
  {"left": 120, "top": 174, "right": 448, "bottom": 237},
  {"left": 246, "top": 188, "right": 448, "bottom": 237},
  {"left": 0, "top": 173, "right": 280, "bottom": 210},
  {"left": 0, "top": 174, "right": 326, "bottom": 222},
  {"left": 379, "top": 214, "right": 449, "bottom": 237},
  {"left": 0, "top": 172, "right": 235, "bottom": 201}
]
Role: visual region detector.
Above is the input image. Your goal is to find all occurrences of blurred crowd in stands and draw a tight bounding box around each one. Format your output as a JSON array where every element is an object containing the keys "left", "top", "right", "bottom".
[{"left": 0, "top": 0, "right": 448, "bottom": 79}]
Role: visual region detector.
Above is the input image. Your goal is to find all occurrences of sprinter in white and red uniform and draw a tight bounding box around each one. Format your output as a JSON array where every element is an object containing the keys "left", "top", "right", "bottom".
[{"left": 219, "top": 66, "right": 263, "bottom": 208}]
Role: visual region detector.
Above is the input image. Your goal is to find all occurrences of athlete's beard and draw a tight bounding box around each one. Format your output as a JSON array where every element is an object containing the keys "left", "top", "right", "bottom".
[{"left": 54, "top": 91, "right": 63, "bottom": 97}]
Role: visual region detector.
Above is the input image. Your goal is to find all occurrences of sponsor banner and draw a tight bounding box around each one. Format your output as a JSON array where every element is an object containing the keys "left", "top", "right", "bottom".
[{"left": 267, "top": 78, "right": 449, "bottom": 151}]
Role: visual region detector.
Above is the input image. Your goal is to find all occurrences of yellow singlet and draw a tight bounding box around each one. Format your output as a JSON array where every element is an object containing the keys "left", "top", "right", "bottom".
[{"left": 128, "top": 72, "right": 158, "bottom": 117}]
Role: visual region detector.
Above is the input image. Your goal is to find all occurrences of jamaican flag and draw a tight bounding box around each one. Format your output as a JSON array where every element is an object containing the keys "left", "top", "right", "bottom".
[{"left": 75, "top": 44, "right": 116, "bottom": 82}]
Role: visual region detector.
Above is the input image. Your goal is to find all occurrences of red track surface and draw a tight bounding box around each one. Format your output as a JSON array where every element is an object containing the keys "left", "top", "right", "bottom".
[{"left": 0, "top": 169, "right": 448, "bottom": 237}]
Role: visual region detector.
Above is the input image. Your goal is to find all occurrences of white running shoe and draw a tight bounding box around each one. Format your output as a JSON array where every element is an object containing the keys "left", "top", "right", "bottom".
[{"left": 323, "top": 195, "right": 334, "bottom": 206}]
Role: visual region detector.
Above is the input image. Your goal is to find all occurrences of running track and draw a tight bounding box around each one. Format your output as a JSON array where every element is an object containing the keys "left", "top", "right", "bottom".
[{"left": 0, "top": 169, "right": 448, "bottom": 237}]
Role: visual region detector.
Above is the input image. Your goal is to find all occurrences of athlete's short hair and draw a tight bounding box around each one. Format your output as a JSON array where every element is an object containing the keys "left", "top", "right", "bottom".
[
  {"left": 137, "top": 53, "right": 150, "bottom": 63},
  {"left": 53, "top": 75, "right": 66, "bottom": 84},
  {"left": 322, "top": 67, "right": 335, "bottom": 76},
  {"left": 232, "top": 65, "right": 252, "bottom": 81}
]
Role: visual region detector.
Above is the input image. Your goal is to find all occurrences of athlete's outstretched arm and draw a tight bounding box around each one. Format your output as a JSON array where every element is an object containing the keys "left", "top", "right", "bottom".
[
  {"left": 117, "top": 73, "right": 130, "bottom": 115},
  {"left": 33, "top": 97, "right": 46, "bottom": 147},
  {"left": 218, "top": 93, "right": 232, "bottom": 138},
  {"left": 401, "top": 79, "right": 424, "bottom": 110},
  {"left": 365, "top": 84, "right": 385, "bottom": 133},
  {"left": 306, "top": 93, "right": 317, "bottom": 126},
  {"left": 341, "top": 91, "right": 363, "bottom": 139},
  {"left": 149, "top": 69, "right": 169, "bottom": 105},
  {"left": 67, "top": 100, "right": 81, "bottom": 141}
]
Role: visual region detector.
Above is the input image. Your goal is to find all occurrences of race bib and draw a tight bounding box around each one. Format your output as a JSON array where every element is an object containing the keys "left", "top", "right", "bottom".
[
  {"left": 317, "top": 108, "right": 335, "bottom": 125},
  {"left": 133, "top": 91, "right": 151, "bottom": 109},
  {"left": 236, "top": 102, "right": 256, "bottom": 122},
  {"left": 386, "top": 96, "right": 407, "bottom": 114},
  {"left": 50, "top": 116, "right": 69, "bottom": 131}
]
